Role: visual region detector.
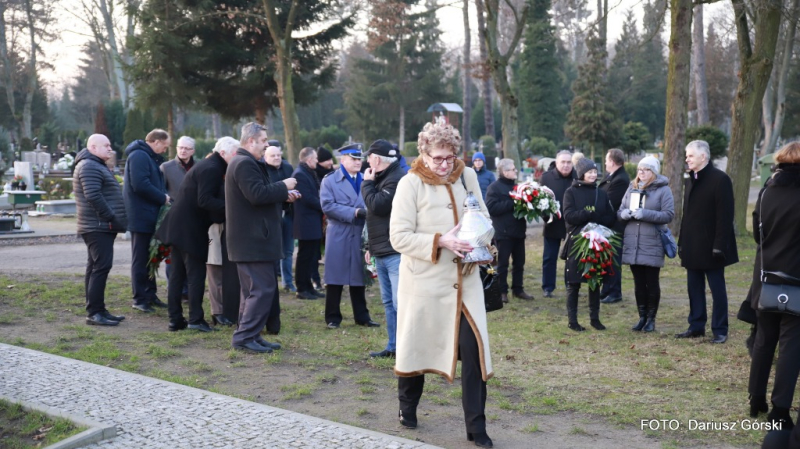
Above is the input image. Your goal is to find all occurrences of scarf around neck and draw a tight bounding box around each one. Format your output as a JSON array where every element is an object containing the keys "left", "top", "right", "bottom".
[{"left": 341, "top": 165, "right": 363, "bottom": 194}]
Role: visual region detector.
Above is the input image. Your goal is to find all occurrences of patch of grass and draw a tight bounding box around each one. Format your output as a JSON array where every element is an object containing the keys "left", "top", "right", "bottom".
[
  {"left": 315, "top": 373, "right": 337, "bottom": 383},
  {"left": 359, "top": 386, "right": 376, "bottom": 394},
  {"left": 0, "top": 399, "right": 84, "bottom": 448},
  {"left": 280, "top": 383, "right": 314, "bottom": 400},
  {"left": 569, "top": 426, "right": 588, "bottom": 435},
  {"left": 521, "top": 424, "right": 540, "bottom": 433},
  {"left": 146, "top": 369, "right": 208, "bottom": 389},
  {"left": 356, "top": 408, "right": 368, "bottom": 417},
  {"left": 181, "top": 359, "right": 212, "bottom": 372},
  {"left": 145, "top": 344, "right": 180, "bottom": 359}
]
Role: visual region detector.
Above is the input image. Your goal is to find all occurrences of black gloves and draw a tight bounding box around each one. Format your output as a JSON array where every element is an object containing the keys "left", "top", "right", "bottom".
[
  {"left": 356, "top": 208, "right": 367, "bottom": 219},
  {"left": 712, "top": 249, "right": 726, "bottom": 262}
]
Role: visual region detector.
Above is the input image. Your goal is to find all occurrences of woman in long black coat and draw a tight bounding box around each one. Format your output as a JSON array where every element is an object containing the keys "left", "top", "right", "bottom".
[
  {"left": 748, "top": 142, "right": 800, "bottom": 430},
  {"left": 562, "top": 158, "right": 616, "bottom": 331}
]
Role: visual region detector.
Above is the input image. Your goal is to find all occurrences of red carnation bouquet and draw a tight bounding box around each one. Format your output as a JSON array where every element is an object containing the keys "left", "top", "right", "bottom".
[
  {"left": 569, "top": 223, "right": 620, "bottom": 291},
  {"left": 508, "top": 181, "right": 561, "bottom": 223},
  {"left": 147, "top": 204, "right": 172, "bottom": 279}
]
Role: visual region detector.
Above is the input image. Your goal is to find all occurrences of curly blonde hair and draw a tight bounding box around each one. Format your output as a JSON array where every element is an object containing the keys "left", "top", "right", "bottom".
[{"left": 417, "top": 120, "right": 462, "bottom": 155}]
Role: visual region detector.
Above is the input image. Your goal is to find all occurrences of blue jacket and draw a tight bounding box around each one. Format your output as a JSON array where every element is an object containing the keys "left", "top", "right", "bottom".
[
  {"left": 474, "top": 167, "right": 496, "bottom": 199},
  {"left": 123, "top": 140, "right": 166, "bottom": 233},
  {"left": 321, "top": 169, "right": 366, "bottom": 286},
  {"left": 292, "top": 163, "right": 323, "bottom": 240}
]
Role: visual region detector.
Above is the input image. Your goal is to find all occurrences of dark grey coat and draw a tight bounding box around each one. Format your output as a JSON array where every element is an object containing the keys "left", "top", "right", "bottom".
[
  {"left": 160, "top": 158, "right": 193, "bottom": 199},
  {"left": 618, "top": 175, "right": 675, "bottom": 267},
  {"left": 73, "top": 149, "right": 127, "bottom": 234},
  {"left": 321, "top": 168, "right": 366, "bottom": 286}
]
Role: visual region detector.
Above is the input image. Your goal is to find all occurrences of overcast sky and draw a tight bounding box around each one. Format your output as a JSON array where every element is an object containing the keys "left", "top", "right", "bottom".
[{"left": 39, "top": 0, "right": 730, "bottom": 95}]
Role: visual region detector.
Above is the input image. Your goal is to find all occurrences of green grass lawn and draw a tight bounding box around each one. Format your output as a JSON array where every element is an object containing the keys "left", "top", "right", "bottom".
[
  {"left": 0, "top": 233, "right": 769, "bottom": 447},
  {"left": 0, "top": 399, "right": 84, "bottom": 449}
]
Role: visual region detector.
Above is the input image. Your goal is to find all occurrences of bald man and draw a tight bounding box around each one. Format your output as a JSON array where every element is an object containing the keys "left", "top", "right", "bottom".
[{"left": 73, "top": 134, "right": 128, "bottom": 326}]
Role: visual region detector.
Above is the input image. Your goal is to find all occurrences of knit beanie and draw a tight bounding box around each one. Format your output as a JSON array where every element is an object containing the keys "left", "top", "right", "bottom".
[
  {"left": 575, "top": 157, "right": 597, "bottom": 180},
  {"left": 472, "top": 152, "right": 486, "bottom": 163},
  {"left": 317, "top": 147, "right": 333, "bottom": 163},
  {"left": 638, "top": 155, "right": 660, "bottom": 175}
]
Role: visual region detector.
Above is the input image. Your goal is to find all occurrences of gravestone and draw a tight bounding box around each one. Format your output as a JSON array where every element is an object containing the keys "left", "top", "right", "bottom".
[{"left": 14, "top": 162, "right": 34, "bottom": 191}]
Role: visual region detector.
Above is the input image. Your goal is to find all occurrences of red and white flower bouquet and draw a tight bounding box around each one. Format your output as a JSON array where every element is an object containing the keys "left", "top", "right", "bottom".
[
  {"left": 569, "top": 223, "right": 621, "bottom": 291},
  {"left": 508, "top": 181, "right": 561, "bottom": 223}
]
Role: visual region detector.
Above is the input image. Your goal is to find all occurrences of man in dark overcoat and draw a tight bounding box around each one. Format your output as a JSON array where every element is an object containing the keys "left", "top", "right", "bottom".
[
  {"left": 292, "top": 147, "right": 325, "bottom": 300},
  {"left": 598, "top": 148, "right": 631, "bottom": 304},
  {"left": 156, "top": 144, "right": 233, "bottom": 333},
  {"left": 539, "top": 150, "right": 576, "bottom": 297},
  {"left": 265, "top": 145, "right": 296, "bottom": 295},
  {"left": 677, "top": 140, "right": 739, "bottom": 344},
  {"left": 123, "top": 129, "right": 170, "bottom": 313},
  {"left": 225, "top": 122, "right": 298, "bottom": 353},
  {"left": 74, "top": 134, "right": 128, "bottom": 326},
  {"left": 160, "top": 135, "right": 196, "bottom": 297}
]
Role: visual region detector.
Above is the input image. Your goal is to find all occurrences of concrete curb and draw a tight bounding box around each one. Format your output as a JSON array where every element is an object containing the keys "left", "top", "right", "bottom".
[{"left": 0, "top": 393, "right": 117, "bottom": 449}]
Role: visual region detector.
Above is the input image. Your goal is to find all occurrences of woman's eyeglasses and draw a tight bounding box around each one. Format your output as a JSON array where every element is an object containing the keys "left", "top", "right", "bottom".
[
  {"left": 431, "top": 155, "right": 456, "bottom": 166},
  {"left": 637, "top": 168, "right": 651, "bottom": 173}
]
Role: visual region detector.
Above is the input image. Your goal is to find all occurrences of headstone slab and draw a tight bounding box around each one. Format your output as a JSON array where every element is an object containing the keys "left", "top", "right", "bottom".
[{"left": 13, "top": 162, "right": 34, "bottom": 191}]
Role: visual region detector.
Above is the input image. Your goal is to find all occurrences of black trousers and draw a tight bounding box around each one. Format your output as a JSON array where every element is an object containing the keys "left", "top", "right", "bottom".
[
  {"left": 749, "top": 311, "right": 800, "bottom": 409},
  {"left": 686, "top": 267, "right": 729, "bottom": 336},
  {"left": 82, "top": 232, "right": 116, "bottom": 316},
  {"left": 296, "top": 239, "right": 320, "bottom": 293},
  {"left": 566, "top": 283, "right": 600, "bottom": 323},
  {"left": 600, "top": 239, "right": 623, "bottom": 298},
  {"left": 232, "top": 261, "right": 276, "bottom": 346},
  {"left": 495, "top": 237, "right": 525, "bottom": 294},
  {"left": 398, "top": 313, "right": 487, "bottom": 433},
  {"left": 266, "top": 287, "right": 280, "bottom": 334},
  {"left": 130, "top": 231, "right": 158, "bottom": 306},
  {"left": 324, "top": 285, "right": 370, "bottom": 325},
  {"left": 167, "top": 246, "right": 207, "bottom": 324},
  {"left": 629, "top": 265, "right": 661, "bottom": 312}
]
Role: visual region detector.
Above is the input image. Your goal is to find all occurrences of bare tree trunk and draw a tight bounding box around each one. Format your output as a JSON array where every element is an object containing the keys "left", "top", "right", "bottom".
[
  {"left": 663, "top": 0, "right": 693, "bottom": 236},
  {"left": 693, "top": 4, "right": 709, "bottom": 125},
  {"left": 398, "top": 105, "right": 405, "bottom": 150},
  {"left": 21, "top": 0, "right": 36, "bottom": 139},
  {"left": 761, "top": 0, "right": 799, "bottom": 155},
  {"left": 211, "top": 113, "right": 221, "bottom": 139},
  {"left": 174, "top": 107, "right": 185, "bottom": 134},
  {"left": 167, "top": 105, "right": 176, "bottom": 159},
  {"left": 263, "top": 0, "right": 302, "bottom": 165},
  {"left": 462, "top": 0, "right": 472, "bottom": 157},
  {"left": 476, "top": 0, "right": 495, "bottom": 139},
  {"left": 98, "top": 0, "right": 128, "bottom": 107},
  {"left": 0, "top": 2, "right": 18, "bottom": 135},
  {"left": 728, "top": 0, "right": 782, "bottom": 234}
]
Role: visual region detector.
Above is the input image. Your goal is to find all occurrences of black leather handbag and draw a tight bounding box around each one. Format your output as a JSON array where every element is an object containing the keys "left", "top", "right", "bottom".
[
  {"left": 758, "top": 189, "right": 800, "bottom": 316},
  {"left": 481, "top": 265, "right": 504, "bottom": 312}
]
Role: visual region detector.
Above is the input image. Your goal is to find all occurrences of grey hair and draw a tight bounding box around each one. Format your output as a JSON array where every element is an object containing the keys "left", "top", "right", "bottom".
[
  {"left": 177, "top": 136, "right": 195, "bottom": 148},
  {"left": 686, "top": 140, "right": 710, "bottom": 160},
  {"left": 299, "top": 147, "right": 316, "bottom": 161},
  {"left": 213, "top": 136, "right": 240, "bottom": 155},
  {"left": 556, "top": 150, "right": 572, "bottom": 159},
  {"left": 240, "top": 122, "right": 267, "bottom": 146},
  {"left": 375, "top": 155, "right": 397, "bottom": 165},
  {"left": 496, "top": 158, "right": 515, "bottom": 175}
]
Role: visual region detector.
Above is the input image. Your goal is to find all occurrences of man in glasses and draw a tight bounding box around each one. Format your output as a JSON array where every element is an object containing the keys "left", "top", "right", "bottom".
[{"left": 539, "top": 150, "right": 576, "bottom": 298}]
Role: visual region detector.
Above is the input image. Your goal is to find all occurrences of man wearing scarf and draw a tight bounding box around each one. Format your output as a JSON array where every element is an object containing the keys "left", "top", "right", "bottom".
[{"left": 320, "top": 143, "right": 379, "bottom": 329}]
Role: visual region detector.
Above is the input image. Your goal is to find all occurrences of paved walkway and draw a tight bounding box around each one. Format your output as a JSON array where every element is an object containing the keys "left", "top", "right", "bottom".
[{"left": 0, "top": 344, "right": 437, "bottom": 449}]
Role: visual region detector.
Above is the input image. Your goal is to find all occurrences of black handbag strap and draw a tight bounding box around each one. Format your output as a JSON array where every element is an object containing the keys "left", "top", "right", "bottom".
[
  {"left": 759, "top": 189, "right": 800, "bottom": 283},
  {"left": 460, "top": 173, "right": 467, "bottom": 191}
]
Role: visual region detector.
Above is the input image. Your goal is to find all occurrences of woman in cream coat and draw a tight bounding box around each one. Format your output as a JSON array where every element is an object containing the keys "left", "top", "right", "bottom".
[{"left": 390, "top": 120, "right": 494, "bottom": 448}]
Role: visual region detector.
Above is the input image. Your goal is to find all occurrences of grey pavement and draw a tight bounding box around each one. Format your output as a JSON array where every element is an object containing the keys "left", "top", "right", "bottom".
[{"left": 0, "top": 343, "right": 437, "bottom": 449}]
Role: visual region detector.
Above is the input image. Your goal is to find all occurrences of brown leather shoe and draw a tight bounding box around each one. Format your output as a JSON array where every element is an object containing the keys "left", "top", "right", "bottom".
[
  {"left": 501, "top": 293, "right": 508, "bottom": 303},
  {"left": 513, "top": 290, "right": 534, "bottom": 300}
]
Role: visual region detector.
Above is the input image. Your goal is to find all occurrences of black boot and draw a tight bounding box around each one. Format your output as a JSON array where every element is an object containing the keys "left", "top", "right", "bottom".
[
  {"left": 566, "top": 284, "right": 584, "bottom": 331},
  {"left": 589, "top": 289, "right": 605, "bottom": 330},
  {"left": 749, "top": 395, "right": 768, "bottom": 418},
  {"left": 643, "top": 309, "right": 657, "bottom": 333},
  {"left": 767, "top": 405, "right": 795, "bottom": 430},
  {"left": 632, "top": 305, "right": 647, "bottom": 331}
]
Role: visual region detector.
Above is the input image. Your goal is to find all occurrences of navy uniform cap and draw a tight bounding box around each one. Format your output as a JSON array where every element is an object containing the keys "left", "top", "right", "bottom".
[{"left": 337, "top": 143, "right": 363, "bottom": 159}]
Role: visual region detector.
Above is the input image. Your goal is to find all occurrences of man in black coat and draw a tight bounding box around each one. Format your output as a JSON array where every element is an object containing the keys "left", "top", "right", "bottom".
[
  {"left": 598, "top": 148, "right": 631, "bottom": 304},
  {"left": 156, "top": 148, "right": 233, "bottom": 332},
  {"left": 264, "top": 145, "right": 295, "bottom": 334},
  {"left": 123, "top": 129, "right": 170, "bottom": 313},
  {"left": 539, "top": 150, "right": 576, "bottom": 297},
  {"left": 74, "top": 134, "right": 128, "bottom": 326},
  {"left": 292, "top": 147, "right": 324, "bottom": 300},
  {"left": 676, "top": 140, "right": 739, "bottom": 344},
  {"left": 362, "top": 140, "right": 406, "bottom": 358},
  {"left": 225, "top": 122, "right": 298, "bottom": 353}
]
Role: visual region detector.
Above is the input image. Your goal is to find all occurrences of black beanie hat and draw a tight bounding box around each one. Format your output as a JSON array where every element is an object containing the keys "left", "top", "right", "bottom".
[{"left": 317, "top": 147, "right": 333, "bottom": 163}]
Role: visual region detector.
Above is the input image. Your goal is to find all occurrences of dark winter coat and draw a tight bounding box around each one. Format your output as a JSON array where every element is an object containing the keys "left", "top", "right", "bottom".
[
  {"left": 123, "top": 140, "right": 166, "bottom": 233},
  {"left": 362, "top": 160, "right": 405, "bottom": 257},
  {"left": 678, "top": 163, "right": 739, "bottom": 270},
  {"left": 266, "top": 159, "right": 294, "bottom": 217},
  {"left": 618, "top": 175, "right": 675, "bottom": 267},
  {"left": 321, "top": 168, "right": 367, "bottom": 286},
  {"left": 225, "top": 148, "right": 289, "bottom": 262},
  {"left": 598, "top": 166, "right": 631, "bottom": 233},
  {"left": 156, "top": 152, "right": 227, "bottom": 261},
  {"left": 485, "top": 176, "right": 527, "bottom": 240},
  {"left": 474, "top": 167, "right": 496, "bottom": 199},
  {"left": 73, "top": 149, "right": 127, "bottom": 235},
  {"left": 315, "top": 164, "right": 335, "bottom": 181},
  {"left": 751, "top": 165, "right": 800, "bottom": 309},
  {"left": 539, "top": 167, "right": 577, "bottom": 240},
  {"left": 160, "top": 158, "right": 193, "bottom": 199},
  {"left": 562, "top": 180, "right": 616, "bottom": 284},
  {"left": 292, "top": 163, "right": 323, "bottom": 240}
]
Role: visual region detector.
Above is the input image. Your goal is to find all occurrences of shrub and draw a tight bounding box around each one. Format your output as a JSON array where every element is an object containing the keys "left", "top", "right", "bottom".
[
  {"left": 686, "top": 125, "right": 729, "bottom": 160},
  {"left": 525, "top": 137, "right": 557, "bottom": 158},
  {"left": 624, "top": 162, "right": 638, "bottom": 181},
  {"left": 403, "top": 142, "right": 419, "bottom": 157},
  {"left": 621, "top": 121, "right": 652, "bottom": 157},
  {"left": 193, "top": 139, "right": 216, "bottom": 159}
]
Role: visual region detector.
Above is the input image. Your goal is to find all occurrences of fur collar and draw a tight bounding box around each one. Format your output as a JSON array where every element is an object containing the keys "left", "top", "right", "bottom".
[{"left": 410, "top": 156, "right": 465, "bottom": 185}]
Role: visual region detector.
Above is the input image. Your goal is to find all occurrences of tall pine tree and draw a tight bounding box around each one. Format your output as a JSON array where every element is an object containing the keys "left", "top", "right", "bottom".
[
  {"left": 518, "top": 0, "right": 568, "bottom": 144},
  {"left": 564, "top": 26, "right": 621, "bottom": 159}
]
